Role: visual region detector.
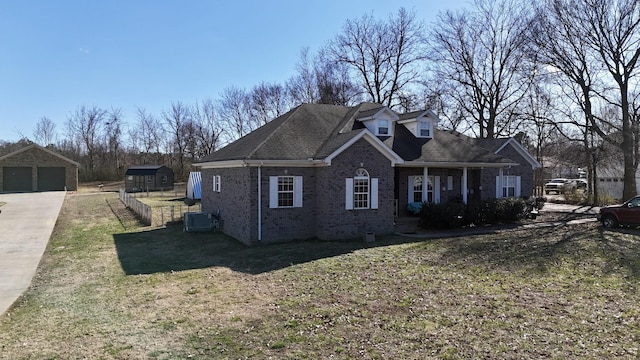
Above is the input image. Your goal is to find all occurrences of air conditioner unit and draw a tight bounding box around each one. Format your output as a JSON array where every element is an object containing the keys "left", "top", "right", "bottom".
[{"left": 183, "top": 212, "right": 219, "bottom": 232}]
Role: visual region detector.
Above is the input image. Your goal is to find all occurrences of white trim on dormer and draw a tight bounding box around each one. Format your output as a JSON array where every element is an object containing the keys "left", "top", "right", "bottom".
[
  {"left": 356, "top": 106, "right": 399, "bottom": 137},
  {"left": 397, "top": 110, "right": 441, "bottom": 139}
]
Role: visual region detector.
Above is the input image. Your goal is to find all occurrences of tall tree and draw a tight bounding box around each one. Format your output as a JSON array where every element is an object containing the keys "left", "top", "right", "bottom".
[
  {"left": 33, "top": 116, "right": 57, "bottom": 146},
  {"left": 329, "top": 7, "right": 427, "bottom": 108},
  {"left": 582, "top": 0, "right": 640, "bottom": 199},
  {"left": 217, "top": 86, "right": 252, "bottom": 143},
  {"left": 66, "top": 105, "right": 106, "bottom": 179},
  {"left": 191, "top": 98, "right": 224, "bottom": 158},
  {"left": 250, "top": 82, "right": 290, "bottom": 126},
  {"left": 430, "top": 0, "right": 533, "bottom": 138},
  {"left": 162, "top": 101, "right": 191, "bottom": 180}
]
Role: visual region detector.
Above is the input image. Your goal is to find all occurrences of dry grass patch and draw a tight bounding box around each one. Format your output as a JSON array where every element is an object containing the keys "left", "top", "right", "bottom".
[{"left": 0, "top": 193, "right": 638, "bottom": 359}]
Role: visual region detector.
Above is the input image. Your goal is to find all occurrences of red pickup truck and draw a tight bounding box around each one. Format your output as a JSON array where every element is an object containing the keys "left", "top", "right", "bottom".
[{"left": 598, "top": 195, "right": 640, "bottom": 228}]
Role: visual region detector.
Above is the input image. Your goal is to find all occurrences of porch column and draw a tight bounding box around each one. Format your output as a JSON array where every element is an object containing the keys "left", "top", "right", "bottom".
[
  {"left": 422, "top": 166, "right": 429, "bottom": 202},
  {"left": 462, "top": 167, "right": 468, "bottom": 204}
]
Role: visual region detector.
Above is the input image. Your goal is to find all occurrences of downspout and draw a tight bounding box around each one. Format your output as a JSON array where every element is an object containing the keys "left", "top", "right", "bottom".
[
  {"left": 257, "top": 162, "right": 263, "bottom": 241},
  {"left": 462, "top": 167, "right": 468, "bottom": 204}
]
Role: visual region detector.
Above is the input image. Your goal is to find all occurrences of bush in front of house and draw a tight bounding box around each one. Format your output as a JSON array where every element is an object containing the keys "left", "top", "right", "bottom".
[
  {"left": 418, "top": 201, "right": 466, "bottom": 229},
  {"left": 419, "top": 197, "right": 534, "bottom": 229}
]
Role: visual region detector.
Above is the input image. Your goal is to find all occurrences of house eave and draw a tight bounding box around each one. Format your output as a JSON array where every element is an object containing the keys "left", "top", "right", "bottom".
[
  {"left": 324, "top": 129, "right": 404, "bottom": 166},
  {"left": 193, "top": 159, "right": 328, "bottom": 169},
  {"left": 400, "top": 161, "right": 520, "bottom": 168}
]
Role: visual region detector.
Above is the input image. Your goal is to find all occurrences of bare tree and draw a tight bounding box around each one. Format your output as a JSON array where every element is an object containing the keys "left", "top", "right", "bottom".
[
  {"left": 33, "top": 116, "right": 57, "bottom": 146},
  {"left": 315, "top": 48, "right": 361, "bottom": 106},
  {"left": 287, "top": 47, "right": 319, "bottom": 104},
  {"left": 430, "top": 0, "right": 533, "bottom": 138},
  {"left": 103, "top": 108, "right": 124, "bottom": 178},
  {"left": 132, "top": 107, "right": 165, "bottom": 165},
  {"left": 66, "top": 106, "right": 106, "bottom": 179},
  {"left": 217, "top": 86, "right": 252, "bottom": 142},
  {"left": 329, "top": 7, "right": 427, "bottom": 108},
  {"left": 191, "top": 98, "right": 224, "bottom": 158},
  {"left": 250, "top": 81, "right": 290, "bottom": 126},
  {"left": 162, "top": 101, "right": 191, "bottom": 180},
  {"left": 531, "top": 0, "right": 640, "bottom": 200},
  {"left": 582, "top": 0, "right": 640, "bottom": 199}
]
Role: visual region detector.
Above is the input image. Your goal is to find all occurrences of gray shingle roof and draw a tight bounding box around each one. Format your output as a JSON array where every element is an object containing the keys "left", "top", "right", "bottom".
[{"left": 196, "top": 102, "right": 519, "bottom": 166}]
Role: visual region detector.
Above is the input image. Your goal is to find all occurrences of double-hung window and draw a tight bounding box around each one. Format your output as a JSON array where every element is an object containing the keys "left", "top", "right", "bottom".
[
  {"left": 496, "top": 175, "right": 521, "bottom": 198},
  {"left": 412, "top": 176, "right": 423, "bottom": 202},
  {"left": 346, "top": 168, "right": 379, "bottom": 210},
  {"left": 502, "top": 175, "right": 516, "bottom": 197},
  {"left": 269, "top": 176, "right": 303, "bottom": 208},
  {"left": 408, "top": 175, "right": 438, "bottom": 203},
  {"left": 377, "top": 119, "right": 389, "bottom": 135},
  {"left": 418, "top": 120, "right": 432, "bottom": 138}
]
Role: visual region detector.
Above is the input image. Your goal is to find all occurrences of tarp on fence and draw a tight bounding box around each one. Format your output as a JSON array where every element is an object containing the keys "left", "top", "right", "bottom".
[{"left": 186, "top": 171, "right": 202, "bottom": 200}]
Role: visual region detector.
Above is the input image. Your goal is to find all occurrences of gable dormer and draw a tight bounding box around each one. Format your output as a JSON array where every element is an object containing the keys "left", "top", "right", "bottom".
[
  {"left": 398, "top": 110, "right": 440, "bottom": 139},
  {"left": 355, "top": 106, "right": 400, "bottom": 137}
]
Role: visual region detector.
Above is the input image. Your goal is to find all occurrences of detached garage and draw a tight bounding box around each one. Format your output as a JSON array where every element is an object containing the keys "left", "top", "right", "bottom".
[{"left": 0, "top": 144, "right": 79, "bottom": 192}]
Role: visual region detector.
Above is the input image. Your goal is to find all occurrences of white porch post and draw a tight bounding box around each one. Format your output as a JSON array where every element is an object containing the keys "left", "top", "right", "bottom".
[
  {"left": 422, "top": 166, "right": 429, "bottom": 202},
  {"left": 462, "top": 167, "right": 468, "bottom": 204}
]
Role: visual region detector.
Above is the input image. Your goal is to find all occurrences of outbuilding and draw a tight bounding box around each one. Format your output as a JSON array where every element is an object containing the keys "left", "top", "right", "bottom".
[
  {"left": 0, "top": 144, "right": 79, "bottom": 192},
  {"left": 124, "top": 165, "right": 174, "bottom": 192}
]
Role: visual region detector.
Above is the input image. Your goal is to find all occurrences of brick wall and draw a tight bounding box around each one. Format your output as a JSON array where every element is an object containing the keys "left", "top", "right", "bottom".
[
  {"left": 315, "top": 139, "right": 395, "bottom": 240},
  {"left": 201, "top": 167, "right": 253, "bottom": 245}
]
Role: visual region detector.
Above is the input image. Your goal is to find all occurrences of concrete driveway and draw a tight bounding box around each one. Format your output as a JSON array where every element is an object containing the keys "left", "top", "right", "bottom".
[{"left": 0, "top": 191, "right": 66, "bottom": 316}]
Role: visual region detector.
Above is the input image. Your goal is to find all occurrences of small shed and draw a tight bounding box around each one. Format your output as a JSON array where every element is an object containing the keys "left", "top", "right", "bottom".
[
  {"left": 186, "top": 171, "right": 202, "bottom": 200},
  {"left": 124, "top": 165, "right": 174, "bottom": 192},
  {"left": 0, "top": 144, "right": 79, "bottom": 192}
]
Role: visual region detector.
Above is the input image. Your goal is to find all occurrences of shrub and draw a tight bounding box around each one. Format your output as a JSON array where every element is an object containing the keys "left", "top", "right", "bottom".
[
  {"left": 419, "top": 201, "right": 466, "bottom": 229},
  {"left": 419, "top": 197, "right": 533, "bottom": 229}
]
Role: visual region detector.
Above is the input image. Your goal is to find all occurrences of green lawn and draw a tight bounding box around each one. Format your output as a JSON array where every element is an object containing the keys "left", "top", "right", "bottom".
[{"left": 0, "top": 192, "right": 638, "bottom": 359}]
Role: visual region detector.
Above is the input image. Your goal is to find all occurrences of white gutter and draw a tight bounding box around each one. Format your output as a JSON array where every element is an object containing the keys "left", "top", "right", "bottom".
[{"left": 402, "top": 161, "right": 519, "bottom": 168}]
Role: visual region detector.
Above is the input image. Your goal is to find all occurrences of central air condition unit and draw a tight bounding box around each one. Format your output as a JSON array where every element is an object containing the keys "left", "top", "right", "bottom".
[{"left": 183, "top": 212, "right": 219, "bottom": 232}]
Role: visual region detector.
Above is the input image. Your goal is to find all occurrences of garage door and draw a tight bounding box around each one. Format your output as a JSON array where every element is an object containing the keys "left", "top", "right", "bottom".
[
  {"left": 3, "top": 167, "right": 32, "bottom": 192},
  {"left": 37, "top": 167, "right": 66, "bottom": 191}
]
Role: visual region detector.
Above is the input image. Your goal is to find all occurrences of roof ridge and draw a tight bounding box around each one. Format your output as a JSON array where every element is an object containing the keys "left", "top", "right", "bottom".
[
  {"left": 314, "top": 103, "right": 366, "bottom": 158},
  {"left": 245, "top": 104, "right": 304, "bottom": 160}
]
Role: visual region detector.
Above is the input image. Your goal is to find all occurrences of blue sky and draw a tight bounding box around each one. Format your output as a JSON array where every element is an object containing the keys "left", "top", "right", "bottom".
[{"left": 0, "top": 0, "right": 468, "bottom": 143}]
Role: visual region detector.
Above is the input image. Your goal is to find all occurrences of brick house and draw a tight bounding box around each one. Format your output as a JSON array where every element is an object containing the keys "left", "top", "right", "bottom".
[
  {"left": 0, "top": 144, "right": 79, "bottom": 192},
  {"left": 194, "top": 102, "right": 540, "bottom": 245}
]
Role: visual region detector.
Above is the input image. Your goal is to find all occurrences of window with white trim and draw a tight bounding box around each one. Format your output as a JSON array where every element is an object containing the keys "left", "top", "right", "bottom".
[
  {"left": 502, "top": 175, "right": 516, "bottom": 197},
  {"left": 408, "top": 175, "right": 439, "bottom": 203},
  {"left": 269, "top": 176, "right": 303, "bottom": 208},
  {"left": 418, "top": 120, "right": 432, "bottom": 138},
  {"left": 346, "top": 168, "right": 379, "bottom": 210},
  {"left": 496, "top": 175, "right": 521, "bottom": 198},
  {"left": 412, "top": 176, "right": 423, "bottom": 202},
  {"left": 353, "top": 169, "right": 370, "bottom": 209},
  {"left": 212, "top": 175, "right": 221, "bottom": 192},
  {"left": 277, "top": 176, "right": 294, "bottom": 207},
  {"left": 377, "top": 119, "right": 389, "bottom": 135}
]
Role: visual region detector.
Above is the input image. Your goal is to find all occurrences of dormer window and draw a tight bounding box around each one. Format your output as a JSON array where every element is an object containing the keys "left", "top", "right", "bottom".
[
  {"left": 418, "top": 120, "right": 432, "bottom": 138},
  {"left": 377, "top": 119, "right": 389, "bottom": 135}
]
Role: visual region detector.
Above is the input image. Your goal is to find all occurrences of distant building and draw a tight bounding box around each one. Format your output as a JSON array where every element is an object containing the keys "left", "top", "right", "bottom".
[
  {"left": 124, "top": 165, "right": 174, "bottom": 192},
  {"left": 0, "top": 144, "right": 79, "bottom": 192}
]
